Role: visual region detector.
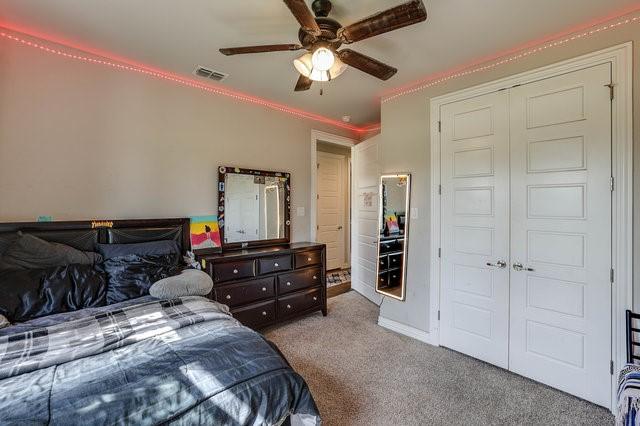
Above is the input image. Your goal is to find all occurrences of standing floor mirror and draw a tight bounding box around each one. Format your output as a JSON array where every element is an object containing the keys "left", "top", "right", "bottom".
[{"left": 375, "top": 174, "right": 411, "bottom": 301}]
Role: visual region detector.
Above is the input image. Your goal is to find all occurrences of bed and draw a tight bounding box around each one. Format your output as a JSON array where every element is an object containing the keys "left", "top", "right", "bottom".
[
  {"left": 0, "top": 219, "right": 320, "bottom": 425},
  {"left": 616, "top": 310, "right": 640, "bottom": 425}
]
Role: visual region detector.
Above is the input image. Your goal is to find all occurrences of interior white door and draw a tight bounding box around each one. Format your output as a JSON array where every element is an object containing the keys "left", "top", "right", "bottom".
[
  {"left": 317, "top": 151, "right": 345, "bottom": 270},
  {"left": 225, "top": 174, "right": 260, "bottom": 242},
  {"left": 508, "top": 63, "right": 612, "bottom": 407},
  {"left": 439, "top": 90, "right": 511, "bottom": 368},
  {"left": 351, "top": 137, "right": 381, "bottom": 302}
]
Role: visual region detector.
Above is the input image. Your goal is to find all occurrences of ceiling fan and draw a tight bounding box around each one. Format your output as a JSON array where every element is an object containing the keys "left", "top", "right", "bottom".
[{"left": 219, "top": 0, "right": 427, "bottom": 92}]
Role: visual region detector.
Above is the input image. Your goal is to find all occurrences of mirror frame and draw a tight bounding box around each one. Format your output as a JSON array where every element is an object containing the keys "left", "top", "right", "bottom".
[
  {"left": 217, "top": 165, "right": 291, "bottom": 251},
  {"left": 375, "top": 173, "right": 411, "bottom": 301}
]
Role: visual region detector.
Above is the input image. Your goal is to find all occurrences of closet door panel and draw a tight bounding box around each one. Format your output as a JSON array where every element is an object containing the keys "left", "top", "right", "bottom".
[
  {"left": 508, "top": 63, "right": 612, "bottom": 408},
  {"left": 439, "top": 91, "right": 510, "bottom": 368}
]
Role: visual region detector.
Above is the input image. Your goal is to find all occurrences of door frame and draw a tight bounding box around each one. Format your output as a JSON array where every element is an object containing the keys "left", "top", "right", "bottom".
[
  {"left": 310, "top": 130, "right": 356, "bottom": 264},
  {"left": 428, "top": 42, "right": 633, "bottom": 410}
]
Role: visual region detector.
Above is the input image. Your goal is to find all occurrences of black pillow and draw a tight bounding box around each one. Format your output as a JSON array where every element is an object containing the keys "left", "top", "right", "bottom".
[
  {"left": 0, "top": 233, "right": 102, "bottom": 272},
  {"left": 0, "top": 264, "right": 107, "bottom": 323},
  {"left": 96, "top": 240, "right": 180, "bottom": 260},
  {"left": 102, "top": 254, "right": 182, "bottom": 304}
]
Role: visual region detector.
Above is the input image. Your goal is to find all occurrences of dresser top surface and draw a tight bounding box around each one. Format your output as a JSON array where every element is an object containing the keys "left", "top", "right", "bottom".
[{"left": 202, "top": 242, "right": 324, "bottom": 260}]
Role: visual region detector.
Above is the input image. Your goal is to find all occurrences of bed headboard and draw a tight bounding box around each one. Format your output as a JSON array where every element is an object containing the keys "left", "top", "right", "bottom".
[{"left": 0, "top": 218, "right": 191, "bottom": 254}]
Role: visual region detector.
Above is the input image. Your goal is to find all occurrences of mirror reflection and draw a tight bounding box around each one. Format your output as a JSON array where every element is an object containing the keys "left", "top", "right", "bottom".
[
  {"left": 224, "top": 172, "right": 287, "bottom": 243},
  {"left": 376, "top": 174, "right": 411, "bottom": 301}
]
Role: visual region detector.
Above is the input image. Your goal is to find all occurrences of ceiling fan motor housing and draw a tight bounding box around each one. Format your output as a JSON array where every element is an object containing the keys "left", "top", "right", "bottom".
[
  {"left": 311, "top": 0, "right": 332, "bottom": 17},
  {"left": 299, "top": 17, "right": 343, "bottom": 49}
]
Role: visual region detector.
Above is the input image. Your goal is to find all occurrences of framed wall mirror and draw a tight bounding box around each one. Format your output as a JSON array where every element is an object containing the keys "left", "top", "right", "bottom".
[
  {"left": 375, "top": 173, "right": 411, "bottom": 301},
  {"left": 218, "top": 166, "right": 291, "bottom": 250}
]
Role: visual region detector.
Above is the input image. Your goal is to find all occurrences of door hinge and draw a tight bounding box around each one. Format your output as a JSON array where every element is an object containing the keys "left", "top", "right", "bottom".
[
  {"left": 606, "top": 83, "right": 615, "bottom": 101},
  {"left": 437, "top": 121, "right": 441, "bottom": 132},
  {"left": 317, "top": 163, "right": 320, "bottom": 169},
  {"left": 438, "top": 248, "right": 441, "bottom": 258},
  {"left": 437, "top": 310, "right": 441, "bottom": 321},
  {"left": 317, "top": 194, "right": 320, "bottom": 200},
  {"left": 438, "top": 184, "right": 442, "bottom": 195},
  {"left": 610, "top": 360, "right": 615, "bottom": 375},
  {"left": 610, "top": 268, "right": 615, "bottom": 284},
  {"left": 610, "top": 176, "right": 615, "bottom": 192}
]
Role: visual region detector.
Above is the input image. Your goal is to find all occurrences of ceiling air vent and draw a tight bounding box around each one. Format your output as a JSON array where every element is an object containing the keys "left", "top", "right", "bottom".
[{"left": 193, "top": 66, "right": 228, "bottom": 82}]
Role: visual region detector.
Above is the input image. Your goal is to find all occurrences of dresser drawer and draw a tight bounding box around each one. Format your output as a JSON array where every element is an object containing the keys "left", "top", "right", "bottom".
[
  {"left": 378, "top": 271, "right": 389, "bottom": 288},
  {"left": 378, "top": 255, "right": 389, "bottom": 270},
  {"left": 215, "top": 277, "right": 275, "bottom": 307},
  {"left": 258, "top": 255, "right": 292, "bottom": 275},
  {"left": 388, "top": 269, "right": 402, "bottom": 287},
  {"left": 231, "top": 300, "right": 276, "bottom": 328},
  {"left": 278, "top": 267, "right": 321, "bottom": 295},
  {"left": 278, "top": 287, "right": 322, "bottom": 318},
  {"left": 388, "top": 252, "right": 403, "bottom": 269},
  {"left": 295, "top": 250, "right": 322, "bottom": 268},
  {"left": 212, "top": 259, "right": 255, "bottom": 283}
]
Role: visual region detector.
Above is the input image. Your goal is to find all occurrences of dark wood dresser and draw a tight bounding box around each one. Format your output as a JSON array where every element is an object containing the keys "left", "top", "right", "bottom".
[
  {"left": 377, "top": 235, "right": 405, "bottom": 290},
  {"left": 199, "top": 242, "right": 327, "bottom": 329}
]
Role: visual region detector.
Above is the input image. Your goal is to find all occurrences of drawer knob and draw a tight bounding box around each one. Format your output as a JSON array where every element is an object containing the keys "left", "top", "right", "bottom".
[
  {"left": 313, "top": 275, "right": 317, "bottom": 280},
  {"left": 274, "top": 262, "right": 279, "bottom": 267},
  {"left": 392, "top": 259, "right": 397, "bottom": 263},
  {"left": 262, "top": 287, "right": 267, "bottom": 292},
  {"left": 392, "top": 275, "right": 397, "bottom": 279},
  {"left": 262, "top": 311, "right": 267, "bottom": 316},
  {"left": 287, "top": 304, "right": 292, "bottom": 309},
  {"left": 286, "top": 281, "right": 291, "bottom": 286},
  {"left": 226, "top": 295, "right": 231, "bottom": 300},
  {"left": 313, "top": 296, "right": 317, "bottom": 301},
  {"left": 380, "top": 278, "right": 384, "bottom": 282},
  {"left": 233, "top": 268, "right": 239, "bottom": 274},
  {"left": 307, "top": 257, "right": 312, "bottom": 261}
]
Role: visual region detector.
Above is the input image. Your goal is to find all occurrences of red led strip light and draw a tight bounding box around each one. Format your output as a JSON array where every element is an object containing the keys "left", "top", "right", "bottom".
[
  {"left": 382, "top": 6, "right": 640, "bottom": 103},
  {"left": 2, "top": 5, "right": 638, "bottom": 133},
  {"left": 0, "top": 27, "right": 379, "bottom": 134}
]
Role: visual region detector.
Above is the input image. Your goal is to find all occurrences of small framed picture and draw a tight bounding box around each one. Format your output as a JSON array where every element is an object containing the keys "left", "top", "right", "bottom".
[{"left": 190, "top": 215, "right": 222, "bottom": 254}]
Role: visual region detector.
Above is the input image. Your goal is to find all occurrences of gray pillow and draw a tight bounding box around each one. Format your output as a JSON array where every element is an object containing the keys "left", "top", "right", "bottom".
[
  {"left": 0, "top": 233, "right": 101, "bottom": 271},
  {"left": 149, "top": 269, "right": 213, "bottom": 299},
  {"left": 0, "top": 314, "right": 9, "bottom": 329}
]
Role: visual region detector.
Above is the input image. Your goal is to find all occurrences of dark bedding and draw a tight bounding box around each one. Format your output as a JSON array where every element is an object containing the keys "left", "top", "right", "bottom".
[{"left": 0, "top": 296, "right": 320, "bottom": 425}]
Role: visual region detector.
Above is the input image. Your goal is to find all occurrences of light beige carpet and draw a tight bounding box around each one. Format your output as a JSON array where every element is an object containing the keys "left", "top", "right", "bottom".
[{"left": 264, "top": 291, "right": 613, "bottom": 426}]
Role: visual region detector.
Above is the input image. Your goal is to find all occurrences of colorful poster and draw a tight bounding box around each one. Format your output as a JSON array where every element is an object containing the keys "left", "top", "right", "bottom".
[{"left": 190, "top": 215, "right": 221, "bottom": 251}]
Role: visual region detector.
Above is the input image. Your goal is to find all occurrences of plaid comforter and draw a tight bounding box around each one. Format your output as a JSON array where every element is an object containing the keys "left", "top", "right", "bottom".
[
  {"left": 617, "top": 364, "right": 640, "bottom": 425},
  {"left": 0, "top": 297, "right": 227, "bottom": 380},
  {"left": 0, "top": 296, "right": 320, "bottom": 425}
]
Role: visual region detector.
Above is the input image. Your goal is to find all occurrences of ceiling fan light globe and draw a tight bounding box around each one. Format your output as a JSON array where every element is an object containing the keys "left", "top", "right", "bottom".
[
  {"left": 293, "top": 52, "right": 348, "bottom": 82},
  {"left": 293, "top": 53, "right": 313, "bottom": 76},
  {"left": 311, "top": 47, "right": 335, "bottom": 72}
]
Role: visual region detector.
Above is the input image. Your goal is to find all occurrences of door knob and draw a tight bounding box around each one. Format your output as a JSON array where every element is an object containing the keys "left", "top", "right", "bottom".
[
  {"left": 337, "top": 226, "right": 343, "bottom": 230},
  {"left": 513, "top": 262, "right": 534, "bottom": 272},
  {"left": 486, "top": 260, "right": 507, "bottom": 268}
]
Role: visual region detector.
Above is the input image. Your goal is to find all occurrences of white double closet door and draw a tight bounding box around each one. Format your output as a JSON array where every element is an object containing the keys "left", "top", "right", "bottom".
[{"left": 439, "top": 63, "right": 612, "bottom": 407}]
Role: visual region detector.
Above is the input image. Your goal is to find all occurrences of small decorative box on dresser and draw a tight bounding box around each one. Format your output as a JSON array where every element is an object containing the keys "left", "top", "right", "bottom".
[{"left": 199, "top": 242, "right": 327, "bottom": 329}]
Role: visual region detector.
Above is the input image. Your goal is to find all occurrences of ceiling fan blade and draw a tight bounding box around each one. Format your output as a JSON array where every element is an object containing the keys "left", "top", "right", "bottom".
[
  {"left": 294, "top": 75, "right": 313, "bottom": 91},
  {"left": 219, "top": 44, "right": 303, "bottom": 56},
  {"left": 283, "top": 0, "right": 322, "bottom": 36},
  {"left": 338, "top": 49, "right": 397, "bottom": 80},
  {"left": 338, "top": 0, "right": 427, "bottom": 44}
]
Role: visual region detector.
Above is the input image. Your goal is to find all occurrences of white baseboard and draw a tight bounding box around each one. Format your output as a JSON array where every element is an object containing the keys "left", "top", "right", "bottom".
[
  {"left": 377, "top": 316, "right": 438, "bottom": 346},
  {"left": 351, "top": 280, "right": 382, "bottom": 304}
]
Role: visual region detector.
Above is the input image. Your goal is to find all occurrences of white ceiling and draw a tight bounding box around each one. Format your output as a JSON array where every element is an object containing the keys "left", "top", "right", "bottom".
[{"left": 0, "top": 0, "right": 636, "bottom": 126}]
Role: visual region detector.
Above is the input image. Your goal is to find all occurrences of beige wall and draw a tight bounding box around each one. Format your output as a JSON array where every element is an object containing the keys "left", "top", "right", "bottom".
[
  {"left": 378, "top": 23, "right": 639, "bottom": 330},
  {"left": 0, "top": 34, "right": 355, "bottom": 243}
]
